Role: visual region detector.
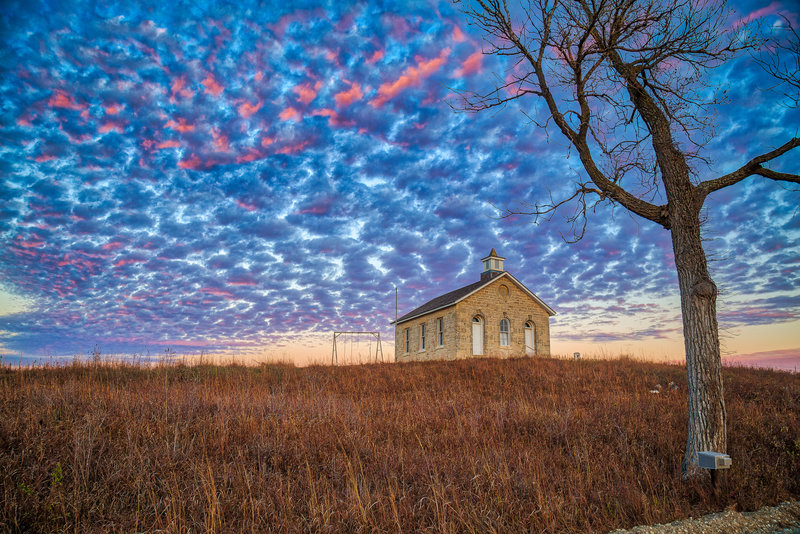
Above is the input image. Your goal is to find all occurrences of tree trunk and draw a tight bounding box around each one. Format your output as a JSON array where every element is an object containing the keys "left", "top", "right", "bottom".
[{"left": 669, "top": 201, "right": 727, "bottom": 477}]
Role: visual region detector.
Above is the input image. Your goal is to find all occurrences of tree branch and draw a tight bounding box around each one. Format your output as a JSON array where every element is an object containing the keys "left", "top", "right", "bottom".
[
  {"left": 497, "top": 181, "right": 605, "bottom": 243},
  {"left": 696, "top": 138, "right": 800, "bottom": 200},
  {"left": 755, "top": 167, "right": 800, "bottom": 184},
  {"left": 753, "top": 15, "right": 800, "bottom": 109}
]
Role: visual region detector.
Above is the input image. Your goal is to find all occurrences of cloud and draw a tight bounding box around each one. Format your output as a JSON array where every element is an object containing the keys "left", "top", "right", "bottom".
[
  {"left": 294, "top": 81, "right": 320, "bottom": 104},
  {"left": 371, "top": 48, "right": 451, "bottom": 107},
  {"left": 454, "top": 51, "right": 483, "bottom": 77},
  {"left": 334, "top": 82, "right": 363, "bottom": 107},
  {"left": 202, "top": 74, "right": 224, "bottom": 96}
]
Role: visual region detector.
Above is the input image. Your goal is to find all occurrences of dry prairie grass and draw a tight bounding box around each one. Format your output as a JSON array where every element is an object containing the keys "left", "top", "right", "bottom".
[{"left": 1, "top": 356, "right": 798, "bottom": 533}]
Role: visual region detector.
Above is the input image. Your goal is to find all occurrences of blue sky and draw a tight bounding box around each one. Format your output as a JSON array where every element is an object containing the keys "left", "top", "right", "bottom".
[{"left": 0, "top": 0, "right": 798, "bottom": 365}]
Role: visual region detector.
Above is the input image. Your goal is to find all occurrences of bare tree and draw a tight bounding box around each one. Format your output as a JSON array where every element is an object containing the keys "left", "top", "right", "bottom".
[
  {"left": 454, "top": 0, "right": 800, "bottom": 477},
  {"left": 755, "top": 14, "right": 800, "bottom": 108}
]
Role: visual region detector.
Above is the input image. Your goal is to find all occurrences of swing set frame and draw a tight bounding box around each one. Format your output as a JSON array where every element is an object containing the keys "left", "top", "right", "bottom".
[{"left": 331, "top": 331, "right": 385, "bottom": 365}]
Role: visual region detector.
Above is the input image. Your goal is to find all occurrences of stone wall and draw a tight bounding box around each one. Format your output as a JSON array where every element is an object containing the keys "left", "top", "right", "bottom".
[
  {"left": 395, "top": 308, "right": 458, "bottom": 362},
  {"left": 455, "top": 277, "right": 551, "bottom": 359}
]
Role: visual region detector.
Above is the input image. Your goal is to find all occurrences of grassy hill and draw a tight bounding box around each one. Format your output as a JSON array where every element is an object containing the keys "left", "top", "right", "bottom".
[{"left": 1, "top": 356, "right": 798, "bottom": 533}]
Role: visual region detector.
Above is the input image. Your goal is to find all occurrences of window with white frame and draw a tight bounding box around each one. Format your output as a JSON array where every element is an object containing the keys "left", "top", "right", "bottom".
[
  {"left": 437, "top": 317, "right": 444, "bottom": 346},
  {"left": 499, "top": 318, "right": 510, "bottom": 346},
  {"left": 404, "top": 328, "right": 410, "bottom": 353},
  {"left": 420, "top": 323, "right": 426, "bottom": 350}
]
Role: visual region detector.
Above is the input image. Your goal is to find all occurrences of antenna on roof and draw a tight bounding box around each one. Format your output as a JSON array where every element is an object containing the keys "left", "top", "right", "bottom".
[{"left": 395, "top": 286, "right": 398, "bottom": 324}]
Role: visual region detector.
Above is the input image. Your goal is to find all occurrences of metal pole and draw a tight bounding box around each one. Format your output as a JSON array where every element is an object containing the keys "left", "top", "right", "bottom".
[{"left": 395, "top": 287, "right": 398, "bottom": 323}]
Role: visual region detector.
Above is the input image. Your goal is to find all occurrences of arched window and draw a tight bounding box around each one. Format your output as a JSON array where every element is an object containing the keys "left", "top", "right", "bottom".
[{"left": 499, "top": 318, "right": 510, "bottom": 346}]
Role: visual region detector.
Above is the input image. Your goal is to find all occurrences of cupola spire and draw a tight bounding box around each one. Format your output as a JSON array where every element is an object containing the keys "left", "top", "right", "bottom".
[{"left": 480, "top": 248, "right": 505, "bottom": 280}]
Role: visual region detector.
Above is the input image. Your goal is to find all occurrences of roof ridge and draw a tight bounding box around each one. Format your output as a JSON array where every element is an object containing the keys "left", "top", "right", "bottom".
[{"left": 393, "top": 271, "right": 556, "bottom": 325}]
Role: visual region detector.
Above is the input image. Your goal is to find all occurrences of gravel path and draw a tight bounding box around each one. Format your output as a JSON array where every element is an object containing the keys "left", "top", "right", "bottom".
[{"left": 608, "top": 501, "right": 800, "bottom": 534}]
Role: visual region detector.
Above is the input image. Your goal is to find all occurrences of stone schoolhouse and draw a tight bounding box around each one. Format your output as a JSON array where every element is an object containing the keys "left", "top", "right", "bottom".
[{"left": 393, "top": 249, "right": 556, "bottom": 362}]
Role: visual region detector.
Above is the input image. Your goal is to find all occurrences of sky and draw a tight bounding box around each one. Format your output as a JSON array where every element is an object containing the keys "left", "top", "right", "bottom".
[{"left": 0, "top": 0, "right": 798, "bottom": 367}]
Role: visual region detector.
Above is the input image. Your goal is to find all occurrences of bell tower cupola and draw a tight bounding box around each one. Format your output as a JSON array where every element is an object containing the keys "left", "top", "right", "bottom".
[{"left": 480, "top": 248, "right": 505, "bottom": 281}]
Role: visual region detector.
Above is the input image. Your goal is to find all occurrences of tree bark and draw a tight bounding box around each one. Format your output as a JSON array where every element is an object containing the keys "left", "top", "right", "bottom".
[
  {"left": 623, "top": 50, "right": 728, "bottom": 476},
  {"left": 668, "top": 194, "right": 727, "bottom": 477}
]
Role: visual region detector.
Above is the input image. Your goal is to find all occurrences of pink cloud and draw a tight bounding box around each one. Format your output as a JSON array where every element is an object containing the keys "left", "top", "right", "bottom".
[
  {"left": 235, "top": 200, "right": 258, "bottom": 211},
  {"left": 454, "top": 51, "right": 483, "bottom": 77},
  {"left": 156, "top": 139, "right": 181, "bottom": 149},
  {"left": 334, "top": 82, "right": 363, "bottom": 107},
  {"left": 114, "top": 258, "right": 147, "bottom": 268},
  {"left": 452, "top": 26, "right": 467, "bottom": 42},
  {"left": 202, "top": 74, "right": 224, "bottom": 97},
  {"left": 731, "top": 2, "right": 781, "bottom": 27},
  {"left": 99, "top": 122, "right": 124, "bottom": 134},
  {"left": 313, "top": 108, "right": 338, "bottom": 121},
  {"left": 312, "top": 108, "right": 354, "bottom": 127},
  {"left": 294, "top": 81, "right": 321, "bottom": 105},
  {"left": 367, "top": 49, "right": 384, "bottom": 64},
  {"left": 503, "top": 72, "right": 526, "bottom": 98},
  {"left": 48, "top": 90, "right": 84, "bottom": 110},
  {"left": 165, "top": 119, "right": 195, "bottom": 133},
  {"left": 170, "top": 77, "right": 193, "bottom": 101},
  {"left": 102, "top": 241, "right": 125, "bottom": 251},
  {"left": 279, "top": 106, "right": 300, "bottom": 121},
  {"left": 371, "top": 48, "right": 451, "bottom": 107},
  {"left": 17, "top": 238, "right": 45, "bottom": 248},
  {"left": 298, "top": 196, "right": 334, "bottom": 215},
  {"left": 105, "top": 104, "right": 122, "bottom": 115},
  {"left": 57, "top": 254, "right": 102, "bottom": 271},
  {"left": 236, "top": 148, "right": 264, "bottom": 163},
  {"left": 212, "top": 130, "right": 229, "bottom": 152},
  {"left": 201, "top": 287, "right": 234, "bottom": 298},
  {"left": 34, "top": 154, "right": 57, "bottom": 162},
  {"left": 275, "top": 140, "right": 310, "bottom": 155},
  {"left": 238, "top": 100, "right": 262, "bottom": 118},
  {"left": 178, "top": 155, "right": 203, "bottom": 169}
]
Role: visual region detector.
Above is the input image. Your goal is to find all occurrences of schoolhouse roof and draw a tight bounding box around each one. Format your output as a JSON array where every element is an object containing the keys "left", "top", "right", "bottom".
[{"left": 393, "top": 271, "right": 556, "bottom": 325}]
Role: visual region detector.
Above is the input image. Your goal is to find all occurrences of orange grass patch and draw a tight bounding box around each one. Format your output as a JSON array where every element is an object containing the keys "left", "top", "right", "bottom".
[{"left": 1, "top": 357, "right": 798, "bottom": 532}]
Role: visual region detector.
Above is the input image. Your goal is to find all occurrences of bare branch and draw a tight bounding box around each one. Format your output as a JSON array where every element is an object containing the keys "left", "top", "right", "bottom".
[
  {"left": 753, "top": 15, "right": 800, "bottom": 108},
  {"left": 696, "top": 138, "right": 800, "bottom": 200},
  {"left": 496, "top": 181, "right": 606, "bottom": 243},
  {"left": 755, "top": 168, "right": 800, "bottom": 184}
]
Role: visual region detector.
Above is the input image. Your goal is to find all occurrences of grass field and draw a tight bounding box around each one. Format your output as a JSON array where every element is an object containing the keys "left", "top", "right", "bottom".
[{"left": 1, "top": 356, "right": 798, "bottom": 533}]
